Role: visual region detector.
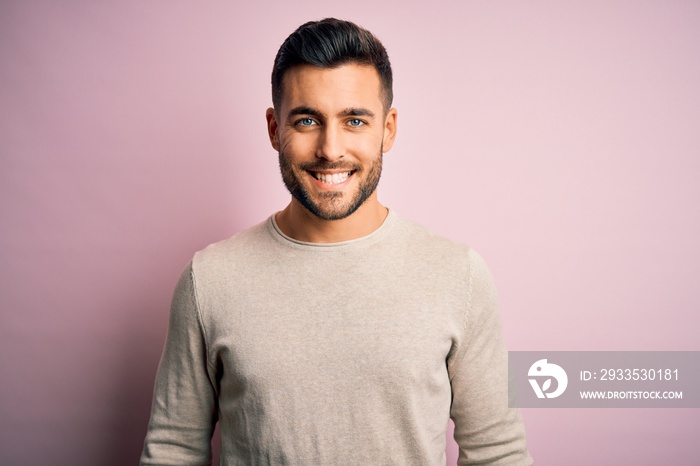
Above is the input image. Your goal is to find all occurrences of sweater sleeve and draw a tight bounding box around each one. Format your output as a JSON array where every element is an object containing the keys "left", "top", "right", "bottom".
[
  {"left": 141, "top": 263, "right": 219, "bottom": 466},
  {"left": 448, "top": 250, "right": 533, "bottom": 465}
]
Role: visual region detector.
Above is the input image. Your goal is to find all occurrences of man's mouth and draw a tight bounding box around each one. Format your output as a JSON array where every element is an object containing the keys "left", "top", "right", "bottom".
[{"left": 310, "top": 171, "right": 354, "bottom": 185}]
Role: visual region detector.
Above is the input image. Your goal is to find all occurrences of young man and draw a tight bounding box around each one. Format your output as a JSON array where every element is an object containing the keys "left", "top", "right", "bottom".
[{"left": 141, "top": 18, "right": 532, "bottom": 465}]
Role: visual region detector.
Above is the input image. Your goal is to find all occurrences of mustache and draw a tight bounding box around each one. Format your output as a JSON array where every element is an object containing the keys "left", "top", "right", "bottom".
[{"left": 298, "top": 160, "right": 361, "bottom": 172}]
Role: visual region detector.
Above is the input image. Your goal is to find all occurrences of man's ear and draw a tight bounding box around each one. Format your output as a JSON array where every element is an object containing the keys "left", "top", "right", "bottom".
[
  {"left": 266, "top": 107, "right": 280, "bottom": 151},
  {"left": 382, "top": 108, "right": 398, "bottom": 153}
]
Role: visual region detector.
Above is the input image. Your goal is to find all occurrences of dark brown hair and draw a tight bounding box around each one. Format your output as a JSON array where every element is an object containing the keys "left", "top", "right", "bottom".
[{"left": 271, "top": 18, "right": 393, "bottom": 112}]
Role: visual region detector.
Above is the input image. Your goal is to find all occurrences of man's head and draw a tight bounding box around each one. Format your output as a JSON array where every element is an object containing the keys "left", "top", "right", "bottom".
[
  {"left": 267, "top": 19, "right": 397, "bottom": 225},
  {"left": 271, "top": 18, "right": 393, "bottom": 114}
]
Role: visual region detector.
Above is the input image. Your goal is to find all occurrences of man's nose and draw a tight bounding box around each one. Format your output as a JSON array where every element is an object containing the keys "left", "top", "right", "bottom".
[{"left": 315, "top": 124, "right": 345, "bottom": 161}]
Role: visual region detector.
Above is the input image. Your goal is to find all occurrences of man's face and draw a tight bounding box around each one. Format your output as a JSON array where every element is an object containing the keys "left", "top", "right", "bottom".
[{"left": 266, "top": 63, "right": 397, "bottom": 221}]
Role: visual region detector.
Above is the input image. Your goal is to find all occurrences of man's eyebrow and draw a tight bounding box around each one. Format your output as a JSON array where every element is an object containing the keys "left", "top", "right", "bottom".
[
  {"left": 288, "top": 106, "right": 323, "bottom": 118},
  {"left": 339, "top": 108, "right": 375, "bottom": 118},
  {"left": 286, "top": 106, "right": 376, "bottom": 119}
]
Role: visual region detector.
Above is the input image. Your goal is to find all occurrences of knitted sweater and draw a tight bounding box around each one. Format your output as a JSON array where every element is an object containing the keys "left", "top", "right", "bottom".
[{"left": 141, "top": 210, "right": 532, "bottom": 465}]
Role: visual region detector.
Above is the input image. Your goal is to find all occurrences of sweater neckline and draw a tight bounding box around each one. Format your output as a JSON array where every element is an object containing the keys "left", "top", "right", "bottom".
[{"left": 267, "top": 209, "right": 397, "bottom": 251}]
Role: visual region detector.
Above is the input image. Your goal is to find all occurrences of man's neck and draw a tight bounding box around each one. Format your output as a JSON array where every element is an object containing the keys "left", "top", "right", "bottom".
[{"left": 274, "top": 198, "right": 389, "bottom": 243}]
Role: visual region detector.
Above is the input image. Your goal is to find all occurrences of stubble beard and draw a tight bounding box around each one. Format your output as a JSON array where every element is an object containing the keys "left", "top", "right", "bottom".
[{"left": 278, "top": 150, "right": 383, "bottom": 221}]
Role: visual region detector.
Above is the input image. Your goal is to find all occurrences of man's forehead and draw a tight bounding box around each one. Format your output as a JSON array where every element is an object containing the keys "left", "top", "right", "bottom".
[{"left": 280, "top": 63, "right": 383, "bottom": 114}]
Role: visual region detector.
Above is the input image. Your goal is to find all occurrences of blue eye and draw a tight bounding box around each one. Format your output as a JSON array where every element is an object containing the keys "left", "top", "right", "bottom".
[
  {"left": 297, "top": 118, "right": 315, "bottom": 126},
  {"left": 348, "top": 119, "right": 364, "bottom": 127}
]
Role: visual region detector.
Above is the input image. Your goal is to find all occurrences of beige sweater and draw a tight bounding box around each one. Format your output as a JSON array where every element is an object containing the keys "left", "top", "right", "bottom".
[{"left": 141, "top": 210, "right": 532, "bottom": 465}]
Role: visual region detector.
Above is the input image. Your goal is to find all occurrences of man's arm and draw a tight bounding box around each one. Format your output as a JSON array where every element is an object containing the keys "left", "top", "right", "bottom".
[
  {"left": 141, "top": 263, "right": 218, "bottom": 466},
  {"left": 449, "top": 250, "right": 533, "bottom": 465}
]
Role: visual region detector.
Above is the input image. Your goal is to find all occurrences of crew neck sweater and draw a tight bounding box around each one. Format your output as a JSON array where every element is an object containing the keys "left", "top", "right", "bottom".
[{"left": 141, "top": 210, "right": 532, "bottom": 465}]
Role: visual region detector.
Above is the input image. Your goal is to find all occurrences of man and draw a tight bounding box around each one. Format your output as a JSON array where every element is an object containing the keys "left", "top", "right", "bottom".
[{"left": 141, "top": 18, "right": 532, "bottom": 465}]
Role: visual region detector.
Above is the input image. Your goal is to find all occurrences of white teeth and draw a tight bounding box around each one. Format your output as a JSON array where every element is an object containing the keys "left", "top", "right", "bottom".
[{"left": 315, "top": 172, "right": 350, "bottom": 185}]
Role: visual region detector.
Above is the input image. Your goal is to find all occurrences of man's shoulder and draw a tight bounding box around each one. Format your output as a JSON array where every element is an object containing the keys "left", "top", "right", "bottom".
[
  {"left": 393, "top": 214, "right": 472, "bottom": 257},
  {"left": 387, "top": 214, "right": 497, "bottom": 286},
  {"left": 191, "top": 217, "right": 273, "bottom": 269}
]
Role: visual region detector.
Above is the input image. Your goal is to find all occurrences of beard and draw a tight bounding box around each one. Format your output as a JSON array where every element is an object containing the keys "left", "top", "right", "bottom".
[{"left": 278, "top": 150, "right": 383, "bottom": 221}]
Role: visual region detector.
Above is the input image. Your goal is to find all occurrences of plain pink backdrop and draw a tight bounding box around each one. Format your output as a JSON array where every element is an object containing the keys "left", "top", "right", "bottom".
[{"left": 1, "top": 1, "right": 699, "bottom": 465}]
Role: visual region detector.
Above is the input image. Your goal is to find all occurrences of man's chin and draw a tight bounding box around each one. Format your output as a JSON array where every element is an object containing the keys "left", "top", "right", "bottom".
[
  {"left": 292, "top": 193, "right": 359, "bottom": 221},
  {"left": 302, "top": 203, "right": 358, "bottom": 221}
]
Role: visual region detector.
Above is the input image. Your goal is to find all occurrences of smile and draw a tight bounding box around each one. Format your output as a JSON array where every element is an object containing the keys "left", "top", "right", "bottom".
[{"left": 311, "top": 171, "right": 354, "bottom": 185}]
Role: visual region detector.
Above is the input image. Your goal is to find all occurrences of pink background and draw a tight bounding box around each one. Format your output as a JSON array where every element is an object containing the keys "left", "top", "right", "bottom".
[{"left": 1, "top": 1, "right": 698, "bottom": 465}]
